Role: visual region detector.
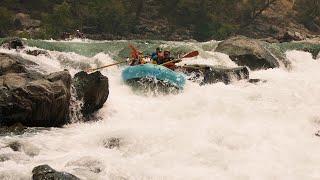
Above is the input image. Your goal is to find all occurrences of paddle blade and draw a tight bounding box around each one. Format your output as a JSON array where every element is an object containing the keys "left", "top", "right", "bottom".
[{"left": 182, "top": 51, "right": 199, "bottom": 58}]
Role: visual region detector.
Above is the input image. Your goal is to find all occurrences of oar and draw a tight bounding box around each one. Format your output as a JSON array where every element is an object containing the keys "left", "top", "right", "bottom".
[
  {"left": 85, "top": 60, "right": 128, "bottom": 73},
  {"left": 161, "top": 51, "right": 199, "bottom": 66}
]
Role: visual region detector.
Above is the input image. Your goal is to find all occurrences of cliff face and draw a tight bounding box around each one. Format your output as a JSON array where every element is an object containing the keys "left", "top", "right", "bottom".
[{"left": 239, "top": 0, "right": 319, "bottom": 40}]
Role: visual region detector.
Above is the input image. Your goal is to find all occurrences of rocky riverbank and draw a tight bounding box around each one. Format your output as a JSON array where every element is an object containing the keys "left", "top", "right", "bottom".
[{"left": 0, "top": 44, "right": 109, "bottom": 127}]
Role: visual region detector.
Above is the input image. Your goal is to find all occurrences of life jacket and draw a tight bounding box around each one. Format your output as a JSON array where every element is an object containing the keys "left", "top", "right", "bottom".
[
  {"left": 151, "top": 52, "right": 158, "bottom": 60},
  {"left": 129, "top": 44, "right": 141, "bottom": 59}
]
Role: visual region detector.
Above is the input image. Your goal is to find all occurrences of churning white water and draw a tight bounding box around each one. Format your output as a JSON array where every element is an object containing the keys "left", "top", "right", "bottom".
[{"left": 0, "top": 45, "right": 320, "bottom": 180}]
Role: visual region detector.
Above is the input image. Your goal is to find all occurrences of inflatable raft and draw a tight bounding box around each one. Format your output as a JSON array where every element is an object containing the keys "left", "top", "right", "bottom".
[{"left": 122, "top": 64, "right": 186, "bottom": 90}]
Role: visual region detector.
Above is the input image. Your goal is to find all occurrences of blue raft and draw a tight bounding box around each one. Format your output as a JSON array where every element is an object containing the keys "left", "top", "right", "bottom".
[{"left": 122, "top": 64, "right": 186, "bottom": 89}]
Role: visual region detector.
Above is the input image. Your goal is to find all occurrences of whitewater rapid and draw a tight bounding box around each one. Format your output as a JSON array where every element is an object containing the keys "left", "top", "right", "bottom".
[{"left": 0, "top": 43, "right": 320, "bottom": 179}]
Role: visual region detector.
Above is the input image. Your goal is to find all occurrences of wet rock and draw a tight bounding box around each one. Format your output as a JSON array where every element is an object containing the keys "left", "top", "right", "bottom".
[
  {"left": 32, "top": 165, "right": 80, "bottom": 180},
  {"left": 25, "top": 49, "right": 49, "bottom": 57},
  {"left": 177, "top": 64, "right": 249, "bottom": 85},
  {"left": 8, "top": 141, "right": 22, "bottom": 152},
  {"left": 103, "top": 137, "right": 121, "bottom": 149},
  {"left": 0, "top": 123, "right": 27, "bottom": 136},
  {"left": 215, "top": 36, "right": 280, "bottom": 70},
  {"left": 6, "top": 141, "right": 40, "bottom": 156},
  {"left": 0, "top": 155, "right": 10, "bottom": 162},
  {"left": 248, "top": 79, "right": 267, "bottom": 84},
  {"left": 73, "top": 71, "right": 109, "bottom": 116},
  {"left": 66, "top": 156, "right": 104, "bottom": 174},
  {"left": 47, "top": 70, "right": 72, "bottom": 89},
  {"left": 0, "top": 53, "right": 72, "bottom": 127},
  {"left": 0, "top": 37, "right": 24, "bottom": 50},
  {"left": 278, "top": 31, "right": 306, "bottom": 43}
]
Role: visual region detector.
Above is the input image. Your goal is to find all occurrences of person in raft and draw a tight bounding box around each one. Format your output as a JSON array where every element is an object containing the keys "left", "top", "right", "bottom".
[
  {"left": 151, "top": 47, "right": 174, "bottom": 65},
  {"left": 129, "top": 47, "right": 146, "bottom": 66}
]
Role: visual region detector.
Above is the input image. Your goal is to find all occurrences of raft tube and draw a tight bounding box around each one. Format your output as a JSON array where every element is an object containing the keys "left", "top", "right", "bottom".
[{"left": 122, "top": 64, "right": 186, "bottom": 89}]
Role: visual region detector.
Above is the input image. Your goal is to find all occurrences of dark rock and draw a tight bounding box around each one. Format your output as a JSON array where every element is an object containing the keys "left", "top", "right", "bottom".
[
  {"left": 215, "top": 36, "right": 280, "bottom": 70},
  {"left": 0, "top": 53, "right": 72, "bottom": 127},
  {"left": 47, "top": 70, "right": 72, "bottom": 89},
  {"left": 0, "top": 53, "right": 28, "bottom": 75},
  {"left": 6, "top": 140, "right": 40, "bottom": 156},
  {"left": 0, "top": 155, "right": 10, "bottom": 162},
  {"left": 8, "top": 141, "right": 22, "bottom": 152},
  {"left": 177, "top": 64, "right": 249, "bottom": 85},
  {"left": 32, "top": 165, "right": 80, "bottom": 180},
  {"left": 73, "top": 71, "right": 109, "bottom": 116},
  {"left": 103, "top": 137, "right": 121, "bottom": 149},
  {"left": 1, "top": 37, "right": 24, "bottom": 50},
  {"left": 248, "top": 79, "right": 267, "bottom": 84},
  {"left": 0, "top": 123, "right": 27, "bottom": 136},
  {"left": 25, "top": 49, "right": 49, "bottom": 57},
  {"left": 278, "top": 31, "right": 305, "bottom": 43}
]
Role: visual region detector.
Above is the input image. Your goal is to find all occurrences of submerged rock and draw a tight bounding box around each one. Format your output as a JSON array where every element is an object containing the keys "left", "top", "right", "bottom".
[
  {"left": 0, "top": 37, "right": 24, "bottom": 50},
  {"left": 248, "top": 79, "right": 267, "bottom": 84},
  {"left": 32, "top": 165, "right": 80, "bottom": 180},
  {"left": 177, "top": 64, "right": 249, "bottom": 85},
  {"left": 25, "top": 49, "right": 49, "bottom": 57},
  {"left": 0, "top": 123, "right": 27, "bottom": 136},
  {"left": 215, "top": 36, "right": 280, "bottom": 70},
  {"left": 66, "top": 156, "right": 104, "bottom": 174},
  {"left": 103, "top": 137, "right": 121, "bottom": 149},
  {"left": 6, "top": 140, "right": 40, "bottom": 157},
  {"left": 278, "top": 31, "right": 306, "bottom": 43},
  {"left": 73, "top": 71, "right": 109, "bottom": 116},
  {"left": 0, "top": 53, "right": 72, "bottom": 127}
]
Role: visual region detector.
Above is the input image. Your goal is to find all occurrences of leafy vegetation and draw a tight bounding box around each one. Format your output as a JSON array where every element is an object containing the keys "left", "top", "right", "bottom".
[{"left": 0, "top": 0, "right": 318, "bottom": 40}]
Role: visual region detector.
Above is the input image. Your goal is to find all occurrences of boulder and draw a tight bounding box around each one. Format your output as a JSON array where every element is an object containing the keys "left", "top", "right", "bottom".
[
  {"left": 0, "top": 53, "right": 72, "bottom": 127},
  {"left": 248, "top": 79, "right": 267, "bottom": 84},
  {"left": 73, "top": 71, "right": 109, "bottom": 116},
  {"left": 32, "top": 165, "right": 80, "bottom": 180},
  {"left": 25, "top": 49, "right": 49, "bottom": 57},
  {"left": 1, "top": 37, "right": 24, "bottom": 50},
  {"left": 177, "top": 64, "right": 249, "bottom": 85},
  {"left": 103, "top": 137, "right": 121, "bottom": 149},
  {"left": 215, "top": 36, "right": 280, "bottom": 70},
  {"left": 0, "top": 53, "right": 28, "bottom": 75},
  {"left": 278, "top": 31, "right": 306, "bottom": 43},
  {"left": 0, "top": 123, "right": 27, "bottom": 136},
  {"left": 6, "top": 140, "right": 40, "bottom": 157}
]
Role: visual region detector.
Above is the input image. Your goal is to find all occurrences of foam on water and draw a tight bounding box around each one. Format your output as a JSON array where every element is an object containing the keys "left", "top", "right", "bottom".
[{"left": 0, "top": 45, "right": 320, "bottom": 179}]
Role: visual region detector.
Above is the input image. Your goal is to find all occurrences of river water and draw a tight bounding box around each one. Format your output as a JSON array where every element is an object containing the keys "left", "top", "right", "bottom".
[{"left": 0, "top": 39, "right": 320, "bottom": 180}]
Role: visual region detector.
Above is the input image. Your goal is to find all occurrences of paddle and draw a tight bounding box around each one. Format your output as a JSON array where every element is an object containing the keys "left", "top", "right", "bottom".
[
  {"left": 85, "top": 60, "right": 128, "bottom": 73},
  {"left": 86, "top": 44, "right": 139, "bottom": 73},
  {"left": 85, "top": 50, "right": 199, "bottom": 73},
  {"left": 161, "top": 51, "right": 199, "bottom": 66}
]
